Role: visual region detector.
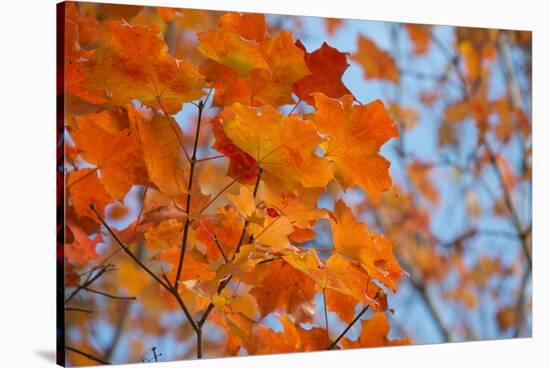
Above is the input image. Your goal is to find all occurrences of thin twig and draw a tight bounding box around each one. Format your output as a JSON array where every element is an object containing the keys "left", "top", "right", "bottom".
[
  {"left": 287, "top": 98, "right": 301, "bottom": 116},
  {"left": 65, "top": 307, "right": 94, "bottom": 314},
  {"left": 233, "top": 167, "right": 264, "bottom": 258},
  {"left": 213, "top": 236, "right": 228, "bottom": 263},
  {"left": 482, "top": 139, "right": 532, "bottom": 269},
  {"left": 66, "top": 186, "right": 149, "bottom": 287},
  {"left": 83, "top": 287, "right": 137, "bottom": 301},
  {"left": 323, "top": 289, "right": 330, "bottom": 343},
  {"left": 90, "top": 205, "right": 171, "bottom": 291},
  {"left": 90, "top": 204, "right": 200, "bottom": 334},
  {"left": 198, "top": 167, "right": 264, "bottom": 327},
  {"left": 175, "top": 100, "right": 205, "bottom": 288},
  {"left": 328, "top": 304, "right": 370, "bottom": 349},
  {"left": 197, "top": 178, "right": 238, "bottom": 215},
  {"left": 157, "top": 98, "right": 191, "bottom": 163},
  {"left": 513, "top": 267, "right": 531, "bottom": 337},
  {"left": 65, "top": 265, "right": 114, "bottom": 304},
  {"left": 67, "top": 167, "right": 100, "bottom": 189},
  {"left": 195, "top": 154, "right": 225, "bottom": 163}
]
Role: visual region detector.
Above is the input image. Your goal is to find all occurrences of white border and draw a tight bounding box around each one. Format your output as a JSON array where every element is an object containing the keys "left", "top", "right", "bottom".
[{"left": 0, "top": 0, "right": 547, "bottom": 367}]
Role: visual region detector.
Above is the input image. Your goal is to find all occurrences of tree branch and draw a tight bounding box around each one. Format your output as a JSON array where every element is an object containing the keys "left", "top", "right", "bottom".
[
  {"left": 328, "top": 304, "right": 370, "bottom": 349},
  {"left": 65, "top": 307, "right": 93, "bottom": 314},
  {"left": 65, "top": 264, "right": 114, "bottom": 304},
  {"left": 66, "top": 346, "right": 111, "bottom": 365},
  {"left": 83, "top": 287, "right": 137, "bottom": 301},
  {"left": 195, "top": 154, "right": 225, "bottom": 163},
  {"left": 198, "top": 167, "right": 264, "bottom": 328},
  {"left": 482, "top": 139, "right": 532, "bottom": 269},
  {"left": 513, "top": 266, "right": 531, "bottom": 337},
  {"left": 175, "top": 100, "right": 205, "bottom": 287},
  {"left": 90, "top": 204, "right": 200, "bottom": 336},
  {"left": 323, "top": 289, "right": 330, "bottom": 343},
  {"left": 91, "top": 204, "right": 172, "bottom": 291}
]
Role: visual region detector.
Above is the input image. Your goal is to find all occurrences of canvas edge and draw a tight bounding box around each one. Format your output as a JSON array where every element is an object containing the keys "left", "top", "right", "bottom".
[{"left": 56, "top": 1, "right": 67, "bottom": 367}]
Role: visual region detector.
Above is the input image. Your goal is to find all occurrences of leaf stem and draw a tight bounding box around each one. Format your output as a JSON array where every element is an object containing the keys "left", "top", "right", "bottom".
[
  {"left": 156, "top": 98, "right": 192, "bottom": 163},
  {"left": 323, "top": 289, "right": 330, "bottom": 343},
  {"left": 194, "top": 154, "right": 225, "bottom": 163}
]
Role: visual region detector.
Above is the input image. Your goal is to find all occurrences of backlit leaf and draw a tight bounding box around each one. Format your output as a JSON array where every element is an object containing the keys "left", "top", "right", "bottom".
[{"left": 312, "top": 93, "right": 398, "bottom": 199}]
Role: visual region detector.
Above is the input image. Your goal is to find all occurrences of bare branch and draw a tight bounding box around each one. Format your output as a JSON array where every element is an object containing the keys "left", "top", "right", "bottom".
[
  {"left": 328, "top": 304, "right": 370, "bottom": 349},
  {"left": 66, "top": 346, "right": 111, "bottom": 365},
  {"left": 65, "top": 264, "right": 114, "bottom": 304},
  {"left": 197, "top": 167, "right": 264, "bottom": 328},
  {"left": 83, "top": 287, "right": 137, "bottom": 301},
  {"left": 65, "top": 307, "right": 94, "bottom": 314},
  {"left": 90, "top": 204, "right": 172, "bottom": 292},
  {"left": 175, "top": 100, "right": 204, "bottom": 288}
]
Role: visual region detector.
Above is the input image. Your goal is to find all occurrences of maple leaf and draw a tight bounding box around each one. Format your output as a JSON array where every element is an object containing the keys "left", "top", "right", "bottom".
[
  {"left": 210, "top": 308, "right": 255, "bottom": 356},
  {"left": 227, "top": 187, "right": 256, "bottom": 218},
  {"left": 262, "top": 172, "right": 327, "bottom": 228},
  {"left": 66, "top": 223, "right": 103, "bottom": 265},
  {"left": 248, "top": 213, "right": 294, "bottom": 252},
  {"left": 331, "top": 200, "right": 404, "bottom": 291},
  {"left": 128, "top": 104, "right": 187, "bottom": 197},
  {"left": 211, "top": 113, "right": 260, "bottom": 184},
  {"left": 65, "top": 2, "right": 100, "bottom": 48},
  {"left": 312, "top": 93, "right": 399, "bottom": 199},
  {"left": 243, "top": 260, "right": 317, "bottom": 323},
  {"left": 283, "top": 250, "right": 386, "bottom": 320},
  {"left": 351, "top": 35, "right": 399, "bottom": 83},
  {"left": 404, "top": 24, "right": 432, "bottom": 56},
  {"left": 140, "top": 189, "right": 189, "bottom": 226},
  {"left": 213, "top": 292, "right": 259, "bottom": 321},
  {"left": 341, "top": 312, "right": 410, "bottom": 348},
  {"left": 154, "top": 247, "right": 213, "bottom": 283},
  {"left": 215, "top": 243, "right": 264, "bottom": 281},
  {"left": 292, "top": 40, "right": 352, "bottom": 105},
  {"left": 289, "top": 227, "right": 317, "bottom": 243},
  {"left": 64, "top": 12, "right": 105, "bottom": 107},
  {"left": 68, "top": 168, "right": 114, "bottom": 222},
  {"left": 200, "top": 30, "right": 310, "bottom": 107},
  {"left": 82, "top": 20, "right": 205, "bottom": 113},
  {"left": 221, "top": 103, "right": 333, "bottom": 189},
  {"left": 144, "top": 218, "right": 183, "bottom": 250},
  {"left": 407, "top": 161, "right": 440, "bottom": 205},
  {"left": 197, "top": 29, "right": 269, "bottom": 77},
  {"left": 67, "top": 108, "right": 148, "bottom": 200},
  {"left": 217, "top": 12, "right": 266, "bottom": 42},
  {"left": 325, "top": 18, "right": 344, "bottom": 36},
  {"left": 247, "top": 316, "right": 329, "bottom": 354},
  {"left": 194, "top": 206, "right": 243, "bottom": 260}
]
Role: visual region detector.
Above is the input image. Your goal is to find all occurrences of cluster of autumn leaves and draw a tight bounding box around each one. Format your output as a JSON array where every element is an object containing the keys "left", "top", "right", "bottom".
[
  {"left": 61, "top": 1, "right": 532, "bottom": 363},
  {"left": 62, "top": 2, "right": 410, "bottom": 362}
]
